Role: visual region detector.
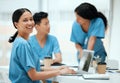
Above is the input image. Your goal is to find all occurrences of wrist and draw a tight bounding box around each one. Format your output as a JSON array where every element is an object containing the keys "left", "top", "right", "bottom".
[
  {"left": 53, "top": 58, "right": 62, "bottom": 63},
  {"left": 56, "top": 70, "right": 62, "bottom": 75}
]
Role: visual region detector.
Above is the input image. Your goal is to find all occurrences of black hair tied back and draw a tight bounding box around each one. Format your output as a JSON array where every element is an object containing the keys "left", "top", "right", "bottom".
[{"left": 8, "top": 31, "right": 18, "bottom": 43}]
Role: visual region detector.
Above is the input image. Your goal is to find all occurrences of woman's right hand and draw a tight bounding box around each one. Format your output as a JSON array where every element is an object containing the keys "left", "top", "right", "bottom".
[
  {"left": 57, "top": 66, "right": 68, "bottom": 70},
  {"left": 59, "top": 67, "right": 76, "bottom": 75}
]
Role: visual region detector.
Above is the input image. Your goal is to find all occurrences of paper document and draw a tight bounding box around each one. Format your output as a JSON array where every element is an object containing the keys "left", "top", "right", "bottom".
[{"left": 82, "top": 74, "right": 110, "bottom": 80}]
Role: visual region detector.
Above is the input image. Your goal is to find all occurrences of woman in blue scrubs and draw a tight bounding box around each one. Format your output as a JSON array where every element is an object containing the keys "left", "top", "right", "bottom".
[
  {"left": 8, "top": 8, "right": 75, "bottom": 83},
  {"left": 70, "top": 3, "right": 108, "bottom": 63},
  {"left": 29, "top": 12, "right": 62, "bottom": 83}
]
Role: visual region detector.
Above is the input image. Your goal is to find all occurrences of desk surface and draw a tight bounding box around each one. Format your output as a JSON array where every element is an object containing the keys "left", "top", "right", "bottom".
[
  {"left": 1, "top": 66, "right": 120, "bottom": 83},
  {"left": 49, "top": 73, "right": 120, "bottom": 83},
  {"left": 48, "top": 66, "right": 120, "bottom": 83}
]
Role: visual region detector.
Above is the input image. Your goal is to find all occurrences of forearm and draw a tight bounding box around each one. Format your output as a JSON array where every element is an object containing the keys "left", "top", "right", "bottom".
[
  {"left": 28, "top": 67, "right": 75, "bottom": 81},
  {"left": 28, "top": 68, "right": 60, "bottom": 81},
  {"left": 53, "top": 58, "right": 62, "bottom": 63},
  {"left": 35, "top": 70, "right": 60, "bottom": 80},
  {"left": 53, "top": 53, "right": 62, "bottom": 63},
  {"left": 42, "top": 66, "right": 67, "bottom": 72},
  {"left": 75, "top": 43, "right": 83, "bottom": 58},
  {"left": 42, "top": 66, "right": 63, "bottom": 71},
  {"left": 75, "top": 43, "right": 83, "bottom": 52},
  {"left": 87, "top": 36, "right": 96, "bottom": 50}
]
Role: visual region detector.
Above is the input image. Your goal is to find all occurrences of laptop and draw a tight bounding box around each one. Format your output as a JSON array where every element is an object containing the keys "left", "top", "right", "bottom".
[{"left": 61, "top": 49, "right": 94, "bottom": 76}]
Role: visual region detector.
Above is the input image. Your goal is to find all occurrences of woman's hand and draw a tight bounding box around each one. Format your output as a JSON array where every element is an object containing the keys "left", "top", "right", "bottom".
[
  {"left": 59, "top": 67, "right": 76, "bottom": 75},
  {"left": 57, "top": 66, "right": 68, "bottom": 70}
]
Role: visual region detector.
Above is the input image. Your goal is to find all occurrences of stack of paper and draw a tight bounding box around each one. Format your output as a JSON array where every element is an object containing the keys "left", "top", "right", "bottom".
[{"left": 82, "top": 74, "right": 110, "bottom": 80}]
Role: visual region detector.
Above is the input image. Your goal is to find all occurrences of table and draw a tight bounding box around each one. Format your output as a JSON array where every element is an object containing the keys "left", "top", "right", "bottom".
[
  {"left": 1, "top": 66, "right": 120, "bottom": 83},
  {"left": 46, "top": 66, "right": 120, "bottom": 83},
  {"left": 48, "top": 73, "right": 120, "bottom": 83}
]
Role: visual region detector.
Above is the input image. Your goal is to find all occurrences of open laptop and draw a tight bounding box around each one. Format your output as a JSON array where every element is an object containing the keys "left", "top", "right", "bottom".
[
  {"left": 61, "top": 49, "right": 94, "bottom": 76},
  {"left": 77, "top": 49, "right": 94, "bottom": 73}
]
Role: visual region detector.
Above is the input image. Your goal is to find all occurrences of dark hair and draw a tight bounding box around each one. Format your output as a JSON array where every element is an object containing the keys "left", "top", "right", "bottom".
[
  {"left": 33, "top": 12, "right": 48, "bottom": 25},
  {"left": 8, "top": 8, "right": 31, "bottom": 43},
  {"left": 75, "top": 2, "right": 107, "bottom": 29}
]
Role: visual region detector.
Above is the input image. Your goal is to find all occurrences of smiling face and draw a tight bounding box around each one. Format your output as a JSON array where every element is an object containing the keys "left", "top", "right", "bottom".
[
  {"left": 75, "top": 13, "right": 89, "bottom": 26},
  {"left": 14, "top": 11, "right": 34, "bottom": 36}
]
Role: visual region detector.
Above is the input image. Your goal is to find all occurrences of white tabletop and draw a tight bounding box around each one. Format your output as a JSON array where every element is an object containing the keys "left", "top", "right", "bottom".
[
  {"left": 47, "top": 66, "right": 120, "bottom": 83},
  {"left": 1, "top": 66, "right": 120, "bottom": 83},
  {"left": 49, "top": 73, "right": 120, "bottom": 83}
]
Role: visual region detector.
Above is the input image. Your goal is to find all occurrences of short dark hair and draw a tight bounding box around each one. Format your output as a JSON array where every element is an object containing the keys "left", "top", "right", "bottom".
[{"left": 33, "top": 12, "right": 48, "bottom": 24}]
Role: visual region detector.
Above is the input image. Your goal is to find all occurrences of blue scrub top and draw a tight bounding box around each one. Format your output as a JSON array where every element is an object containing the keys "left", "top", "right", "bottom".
[
  {"left": 28, "top": 35, "right": 61, "bottom": 60},
  {"left": 9, "top": 37, "right": 40, "bottom": 83},
  {"left": 70, "top": 18, "right": 107, "bottom": 62}
]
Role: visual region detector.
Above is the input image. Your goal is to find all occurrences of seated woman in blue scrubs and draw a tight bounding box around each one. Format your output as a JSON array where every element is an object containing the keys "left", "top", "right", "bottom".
[
  {"left": 28, "top": 11, "right": 62, "bottom": 83},
  {"left": 8, "top": 8, "right": 75, "bottom": 83},
  {"left": 70, "top": 2, "right": 108, "bottom": 63}
]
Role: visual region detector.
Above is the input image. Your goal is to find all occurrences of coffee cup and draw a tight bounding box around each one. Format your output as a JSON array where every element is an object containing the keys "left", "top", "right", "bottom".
[
  {"left": 43, "top": 56, "right": 52, "bottom": 68},
  {"left": 97, "top": 62, "right": 106, "bottom": 74}
]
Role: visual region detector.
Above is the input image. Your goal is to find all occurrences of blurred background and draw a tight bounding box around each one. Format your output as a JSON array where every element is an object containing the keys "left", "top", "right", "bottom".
[{"left": 0, "top": 0, "right": 120, "bottom": 68}]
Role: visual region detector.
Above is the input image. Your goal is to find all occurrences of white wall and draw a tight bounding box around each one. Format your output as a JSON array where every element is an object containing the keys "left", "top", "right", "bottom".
[
  {"left": 0, "top": 0, "right": 39, "bottom": 12},
  {"left": 1, "top": 0, "right": 119, "bottom": 68},
  {"left": 109, "top": 0, "right": 120, "bottom": 68},
  {"left": 0, "top": 0, "right": 40, "bottom": 26},
  {"left": 46, "top": 0, "right": 111, "bottom": 66}
]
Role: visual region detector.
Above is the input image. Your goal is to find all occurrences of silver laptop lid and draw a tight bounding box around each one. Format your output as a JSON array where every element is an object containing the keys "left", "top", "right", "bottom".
[{"left": 78, "top": 49, "right": 94, "bottom": 72}]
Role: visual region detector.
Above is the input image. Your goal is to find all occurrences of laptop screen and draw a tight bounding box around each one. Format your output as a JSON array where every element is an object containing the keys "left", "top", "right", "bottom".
[{"left": 78, "top": 49, "right": 94, "bottom": 72}]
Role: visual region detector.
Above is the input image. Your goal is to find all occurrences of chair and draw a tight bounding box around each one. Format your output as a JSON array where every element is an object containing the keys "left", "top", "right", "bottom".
[{"left": 0, "top": 66, "right": 10, "bottom": 83}]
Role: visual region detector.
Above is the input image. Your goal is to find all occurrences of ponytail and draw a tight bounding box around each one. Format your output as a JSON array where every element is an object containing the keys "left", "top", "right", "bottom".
[
  {"left": 8, "top": 31, "right": 18, "bottom": 43},
  {"left": 98, "top": 12, "right": 108, "bottom": 30}
]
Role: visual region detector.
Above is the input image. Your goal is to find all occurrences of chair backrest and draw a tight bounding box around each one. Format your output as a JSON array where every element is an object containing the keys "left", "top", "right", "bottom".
[{"left": 0, "top": 66, "right": 10, "bottom": 83}]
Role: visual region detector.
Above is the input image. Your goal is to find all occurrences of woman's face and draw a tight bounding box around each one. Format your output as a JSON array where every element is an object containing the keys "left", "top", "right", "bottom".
[
  {"left": 15, "top": 11, "right": 34, "bottom": 35},
  {"left": 75, "top": 13, "right": 89, "bottom": 25},
  {"left": 37, "top": 18, "right": 50, "bottom": 35}
]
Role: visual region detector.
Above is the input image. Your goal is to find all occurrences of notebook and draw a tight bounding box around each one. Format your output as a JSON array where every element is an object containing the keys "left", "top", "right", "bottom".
[{"left": 61, "top": 49, "right": 94, "bottom": 76}]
